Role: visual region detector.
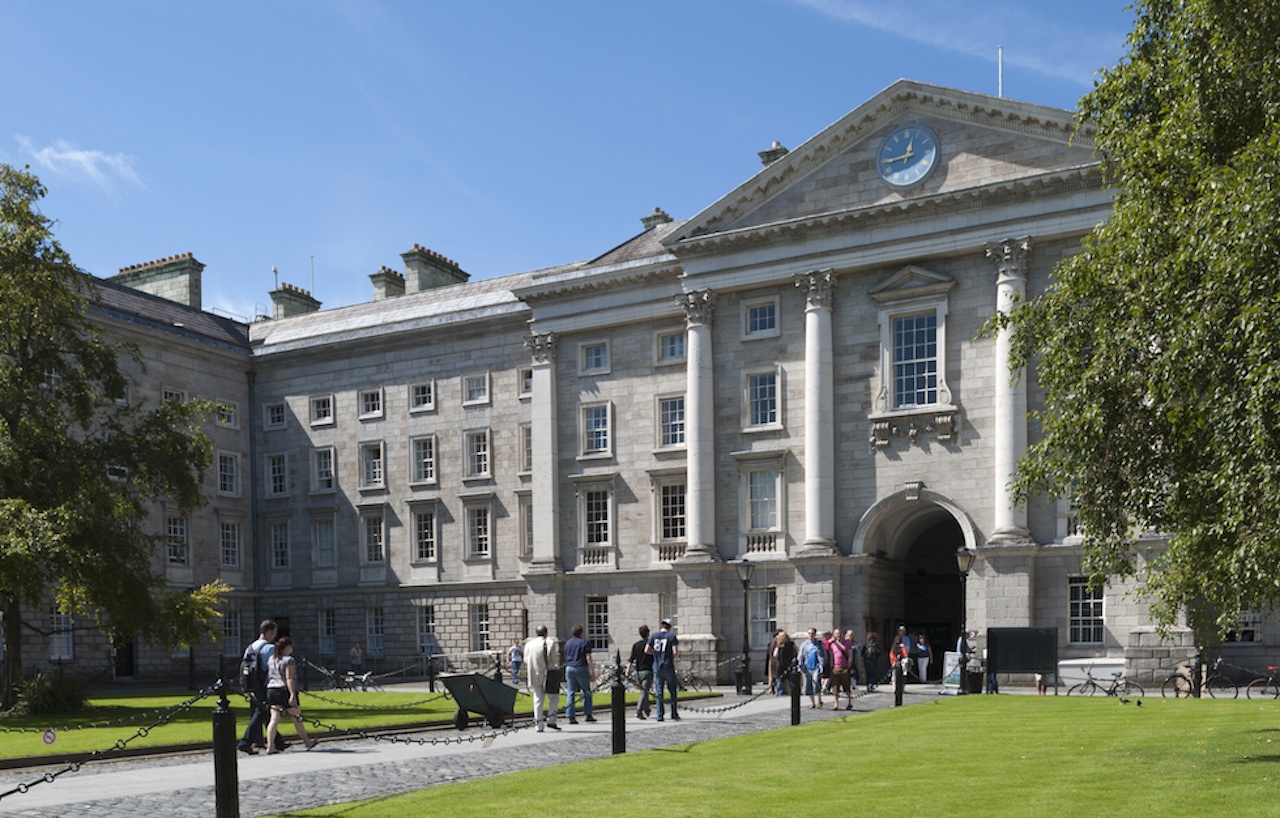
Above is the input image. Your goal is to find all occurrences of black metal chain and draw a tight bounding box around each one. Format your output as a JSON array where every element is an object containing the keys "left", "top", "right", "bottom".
[
  {"left": 301, "top": 714, "right": 535, "bottom": 747},
  {"left": 0, "top": 686, "right": 216, "bottom": 802}
]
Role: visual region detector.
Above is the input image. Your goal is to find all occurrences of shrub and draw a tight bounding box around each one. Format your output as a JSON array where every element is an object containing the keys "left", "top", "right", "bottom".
[{"left": 14, "top": 670, "right": 89, "bottom": 716}]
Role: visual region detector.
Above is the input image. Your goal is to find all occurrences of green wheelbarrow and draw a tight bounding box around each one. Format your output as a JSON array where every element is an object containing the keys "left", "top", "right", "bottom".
[{"left": 439, "top": 672, "right": 518, "bottom": 730}]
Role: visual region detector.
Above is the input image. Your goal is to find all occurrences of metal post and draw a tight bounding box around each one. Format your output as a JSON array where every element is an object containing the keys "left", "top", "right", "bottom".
[
  {"left": 211, "top": 679, "right": 240, "bottom": 818},
  {"left": 611, "top": 650, "right": 626, "bottom": 755},
  {"left": 1192, "top": 648, "right": 1203, "bottom": 699},
  {"left": 894, "top": 660, "right": 905, "bottom": 707},
  {"left": 789, "top": 668, "right": 801, "bottom": 725}
]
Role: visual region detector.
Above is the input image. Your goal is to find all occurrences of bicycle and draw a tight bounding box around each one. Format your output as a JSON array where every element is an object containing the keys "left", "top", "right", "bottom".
[
  {"left": 591, "top": 663, "right": 642, "bottom": 693},
  {"left": 1067, "top": 666, "right": 1144, "bottom": 698},
  {"left": 318, "top": 667, "right": 383, "bottom": 692},
  {"left": 1160, "top": 656, "right": 1238, "bottom": 698},
  {"left": 1245, "top": 665, "right": 1280, "bottom": 699}
]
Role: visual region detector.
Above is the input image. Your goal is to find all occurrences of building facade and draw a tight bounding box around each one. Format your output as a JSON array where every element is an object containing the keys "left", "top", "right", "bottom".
[{"left": 21, "top": 81, "right": 1270, "bottom": 687}]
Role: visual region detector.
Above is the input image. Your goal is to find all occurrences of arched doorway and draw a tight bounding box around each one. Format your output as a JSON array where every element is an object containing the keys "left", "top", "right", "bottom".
[{"left": 852, "top": 488, "right": 976, "bottom": 681}]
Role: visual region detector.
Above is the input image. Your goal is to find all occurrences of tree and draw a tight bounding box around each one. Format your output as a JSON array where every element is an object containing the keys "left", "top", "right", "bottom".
[
  {"left": 0, "top": 164, "right": 226, "bottom": 710},
  {"left": 1000, "top": 1, "right": 1280, "bottom": 639}
]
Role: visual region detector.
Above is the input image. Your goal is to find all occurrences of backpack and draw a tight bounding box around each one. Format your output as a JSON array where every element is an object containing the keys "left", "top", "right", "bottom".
[
  {"left": 863, "top": 641, "right": 881, "bottom": 661},
  {"left": 239, "top": 643, "right": 267, "bottom": 693}
]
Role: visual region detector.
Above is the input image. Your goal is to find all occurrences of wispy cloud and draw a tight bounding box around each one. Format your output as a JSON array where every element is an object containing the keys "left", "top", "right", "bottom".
[
  {"left": 792, "top": 0, "right": 1128, "bottom": 86},
  {"left": 15, "top": 136, "right": 147, "bottom": 192}
]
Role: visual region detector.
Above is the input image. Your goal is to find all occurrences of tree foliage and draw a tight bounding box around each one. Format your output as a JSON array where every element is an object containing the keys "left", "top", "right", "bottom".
[
  {"left": 1002, "top": 1, "right": 1280, "bottom": 638},
  {"left": 0, "top": 165, "right": 226, "bottom": 709}
]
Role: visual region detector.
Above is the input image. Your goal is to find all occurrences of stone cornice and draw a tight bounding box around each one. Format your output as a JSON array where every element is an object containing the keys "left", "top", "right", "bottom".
[
  {"left": 512, "top": 260, "right": 682, "bottom": 304},
  {"left": 668, "top": 166, "right": 1103, "bottom": 259}
]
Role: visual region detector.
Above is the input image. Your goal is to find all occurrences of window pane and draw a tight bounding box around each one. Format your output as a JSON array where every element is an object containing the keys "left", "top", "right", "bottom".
[
  {"left": 748, "top": 374, "right": 777, "bottom": 426},
  {"left": 893, "top": 312, "right": 938, "bottom": 407}
]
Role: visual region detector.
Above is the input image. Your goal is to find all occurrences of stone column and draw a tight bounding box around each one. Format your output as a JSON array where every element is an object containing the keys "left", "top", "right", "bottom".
[
  {"left": 524, "top": 332, "right": 562, "bottom": 572},
  {"left": 986, "top": 238, "right": 1032, "bottom": 542},
  {"left": 794, "top": 269, "right": 837, "bottom": 555},
  {"left": 679, "top": 290, "right": 718, "bottom": 561}
]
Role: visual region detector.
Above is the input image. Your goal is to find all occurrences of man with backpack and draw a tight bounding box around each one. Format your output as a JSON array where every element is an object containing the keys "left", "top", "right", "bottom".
[{"left": 237, "top": 619, "right": 284, "bottom": 755}]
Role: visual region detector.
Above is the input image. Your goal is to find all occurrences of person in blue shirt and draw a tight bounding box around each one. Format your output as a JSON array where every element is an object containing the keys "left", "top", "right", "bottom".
[
  {"left": 562, "top": 624, "right": 596, "bottom": 724},
  {"left": 646, "top": 619, "right": 680, "bottom": 721}
]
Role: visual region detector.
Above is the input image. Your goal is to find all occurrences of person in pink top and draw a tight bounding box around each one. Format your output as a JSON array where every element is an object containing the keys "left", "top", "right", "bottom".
[{"left": 829, "top": 629, "right": 855, "bottom": 710}]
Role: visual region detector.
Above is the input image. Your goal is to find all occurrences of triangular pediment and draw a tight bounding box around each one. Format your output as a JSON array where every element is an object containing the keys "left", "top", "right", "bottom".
[
  {"left": 869, "top": 265, "right": 955, "bottom": 305},
  {"left": 664, "top": 80, "right": 1097, "bottom": 250}
]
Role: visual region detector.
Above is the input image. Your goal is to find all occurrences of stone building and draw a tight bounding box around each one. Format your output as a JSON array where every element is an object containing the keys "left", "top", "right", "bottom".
[{"left": 22, "top": 80, "right": 1270, "bottom": 687}]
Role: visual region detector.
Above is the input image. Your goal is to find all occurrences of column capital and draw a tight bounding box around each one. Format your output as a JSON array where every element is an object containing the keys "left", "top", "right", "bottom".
[
  {"left": 678, "top": 289, "right": 716, "bottom": 327},
  {"left": 793, "top": 268, "right": 836, "bottom": 310},
  {"left": 524, "top": 332, "right": 556, "bottom": 364},
  {"left": 985, "top": 237, "right": 1032, "bottom": 284}
]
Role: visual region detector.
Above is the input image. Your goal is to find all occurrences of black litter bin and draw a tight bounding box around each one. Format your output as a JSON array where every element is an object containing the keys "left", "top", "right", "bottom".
[{"left": 965, "top": 669, "right": 983, "bottom": 694}]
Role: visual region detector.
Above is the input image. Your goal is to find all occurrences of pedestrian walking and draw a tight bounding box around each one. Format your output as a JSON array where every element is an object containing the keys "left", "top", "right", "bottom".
[
  {"left": 647, "top": 619, "right": 680, "bottom": 721},
  {"left": 626, "top": 624, "right": 654, "bottom": 719},
  {"left": 524, "top": 625, "right": 562, "bottom": 731}
]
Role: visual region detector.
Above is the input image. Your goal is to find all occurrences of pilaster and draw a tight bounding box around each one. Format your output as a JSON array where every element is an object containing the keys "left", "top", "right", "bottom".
[
  {"left": 524, "top": 332, "right": 563, "bottom": 573},
  {"left": 986, "top": 237, "right": 1033, "bottom": 544},
  {"left": 794, "top": 269, "right": 837, "bottom": 555},
  {"left": 679, "top": 290, "right": 719, "bottom": 562}
]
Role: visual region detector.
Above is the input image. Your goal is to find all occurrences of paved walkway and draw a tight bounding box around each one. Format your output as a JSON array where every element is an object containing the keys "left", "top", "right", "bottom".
[{"left": 0, "top": 684, "right": 946, "bottom": 817}]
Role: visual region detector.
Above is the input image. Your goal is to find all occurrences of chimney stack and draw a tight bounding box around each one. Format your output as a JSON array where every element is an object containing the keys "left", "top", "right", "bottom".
[
  {"left": 270, "top": 282, "right": 321, "bottom": 318},
  {"left": 402, "top": 244, "right": 468, "bottom": 294},
  {"left": 112, "top": 253, "right": 205, "bottom": 309},
  {"left": 370, "top": 266, "right": 406, "bottom": 301},
  {"left": 758, "top": 141, "right": 789, "bottom": 166}
]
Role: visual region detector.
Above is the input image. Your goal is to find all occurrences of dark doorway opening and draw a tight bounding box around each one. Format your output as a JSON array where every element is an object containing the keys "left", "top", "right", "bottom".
[{"left": 902, "top": 517, "right": 965, "bottom": 681}]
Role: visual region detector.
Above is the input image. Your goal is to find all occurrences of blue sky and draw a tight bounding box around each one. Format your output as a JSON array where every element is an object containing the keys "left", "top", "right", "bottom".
[{"left": 1, "top": 1, "right": 1135, "bottom": 320}]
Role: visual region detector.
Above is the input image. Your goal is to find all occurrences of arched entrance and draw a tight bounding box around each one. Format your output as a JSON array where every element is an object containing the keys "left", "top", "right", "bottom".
[{"left": 852, "top": 488, "right": 975, "bottom": 680}]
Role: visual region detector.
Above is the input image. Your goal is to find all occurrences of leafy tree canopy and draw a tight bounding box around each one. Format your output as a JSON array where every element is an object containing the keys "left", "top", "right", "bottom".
[
  {"left": 1003, "top": 1, "right": 1280, "bottom": 639},
  {"left": 0, "top": 165, "right": 226, "bottom": 709}
]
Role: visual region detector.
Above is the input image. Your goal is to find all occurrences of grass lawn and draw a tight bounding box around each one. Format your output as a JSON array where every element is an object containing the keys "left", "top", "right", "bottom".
[
  {"left": 269, "top": 695, "right": 1280, "bottom": 818},
  {"left": 0, "top": 686, "right": 627, "bottom": 759}
]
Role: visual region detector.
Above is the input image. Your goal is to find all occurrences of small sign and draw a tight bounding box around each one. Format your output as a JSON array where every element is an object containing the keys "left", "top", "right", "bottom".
[{"left": 42, "top": 730, "right": 56, "bottom": 745}]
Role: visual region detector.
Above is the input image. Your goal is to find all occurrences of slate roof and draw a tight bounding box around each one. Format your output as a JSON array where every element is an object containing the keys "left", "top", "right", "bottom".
[{"left": 89, "top": 274, "right": 252, "bottom": 354}]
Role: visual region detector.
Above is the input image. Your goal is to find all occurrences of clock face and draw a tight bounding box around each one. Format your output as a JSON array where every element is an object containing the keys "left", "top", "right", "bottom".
[{"left": 877, "top": 124, "right": 940, "bottom": 189}]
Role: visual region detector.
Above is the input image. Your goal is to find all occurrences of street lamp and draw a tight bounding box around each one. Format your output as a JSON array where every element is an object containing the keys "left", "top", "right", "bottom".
[
  {"left": 955, "top": 548, "right": 976, "bottom": 694},
  {"left": 733, "top": 559, "right": 756, "bottom": 694}
]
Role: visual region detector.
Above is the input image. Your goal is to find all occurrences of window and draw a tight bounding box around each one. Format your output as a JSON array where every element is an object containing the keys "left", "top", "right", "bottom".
[
  {"left": 892, "top": 312, "right": 938, "bottom": 408},
  {"left": 658, "top": 592, "right": 678, "bottom": 630},
  {"left": 464, "top": 429, "right": 491, "bottom": 479},
  {"left": 581, "top": 404, "right": 611, "bottom": 456},
  {"left": 466, "top": 504, "right": 491, "bottom": 558},
  {"left": 587, "top": 597, "right": 609, "bottom": 651},
  {"left": 360, "top": 442, "right": 385, "bottom": 488},
  {"left": 410, "top": 435, "right": 437, "bottom": 484},
  {"left": 310, "top": 394, "right": 334, "bottom": 425},
  {"left": 657, "top": 330, "right": 685, "bottom": 363},
  {"left": 1227, "top": 611, "right": 1264, "bottom": 643},
  {"left": 221, "top": 613, "right": 242, "bottom": 657},
  {"left": 167, "top": 516, "right": 189, "bottom": 565},
  {"left": 658, "top": 396, "right": 685, "bottom": 447},
  {"left": 743, "top": 298, "right": 779, "bottom": 339},
  {"left": 582, "top": 487, "right": 612, "bottom": 547},
  {"left": 418, "top": 605, "right": 439, "bottom": 655},
  {"left": 580, "top": 341, "right": 610, "bottom": 374},
  {"left": 366, "top": 608, "right": 385, "bottom": 657},
  {"left": 359, "top": 388, "right": 383, "bottom": 419},
  {"left": 313, "top": 516, "right": 336, "bottom": 568},
  {"left": 217, "top": 401, "right": 239, "bottom": 429},
  {"left": 462, "top": 374, "right": 489, "bottom": 406},
  {"left": 518, "top": 494, "right": 534, "bottom": 558},
  {"left": 413, "top": 506, "right": 437, "bottom": 561},
  {"left": 220, "top": 520, "right": 241, "bottom": 568},
  {"left": 470, "top": 603, "right": 490, "bottom": 652},
  {"left": 266, "top": 453, "right": 288, "bottom": 497},
  {"left": 269, "top": 521, "right": 289, "bottom": 570},
  {"left": 50, "top": 610, "right": 74, "bottom": 661},
  {"left": 747, "top": 466, "right": 779, "bottom": 531},
  {"left": 409, "top": 381, "right": 436, "bottom": 413},
  {"left": 217, "top": 452, "right": 240, "bottom": 495},
  {"left": 660, "top": 481, "right": 687, "bottom": 541},
  {"left": 518, "top": 423, "right": 533, "bottom": 473},
  {"left": 162, "top": 386, "right": 187, "bottom": 404},
  {"left": 312, "top": 448, "right": 335, "bottom": 492},
  {"left": 518, "top": 367, "right": 533, "bottom": 397},
  {"left": 1068, "top": 578, "right": 1105, "bottom": 645},
  {"left": 264, "top": 402, "right": 287, "bottom": 429},
  {"left": 319, "top": 609, "right": 336, "bottom": 655},
  {"left": 749, "top": 587, "right": 778, "bottom": 649},
  {"left": 745, "top": 371, "right": 779, "bottom": 429},
  {"left": 362, "top": 513, "right": 385, "bottom": 563}
]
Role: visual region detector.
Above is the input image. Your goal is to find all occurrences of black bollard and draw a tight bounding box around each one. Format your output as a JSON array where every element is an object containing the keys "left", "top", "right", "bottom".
[
  {"left": 611, "top": 650, "right": 626, "bottom": 755},
  {"left": 789, "top": 668, "right": 801, "bottom": 726},
  {"left": 894, "top": 661, "right": 905, "bottom": 707},
  {"left": 211, "top": 678, "right": 240, "bottom": 818}
]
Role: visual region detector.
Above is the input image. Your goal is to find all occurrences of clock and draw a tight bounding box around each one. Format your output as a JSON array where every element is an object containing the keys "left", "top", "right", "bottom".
[{"left": 876, "top": 124, "right": 940, "bottom": 189}]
